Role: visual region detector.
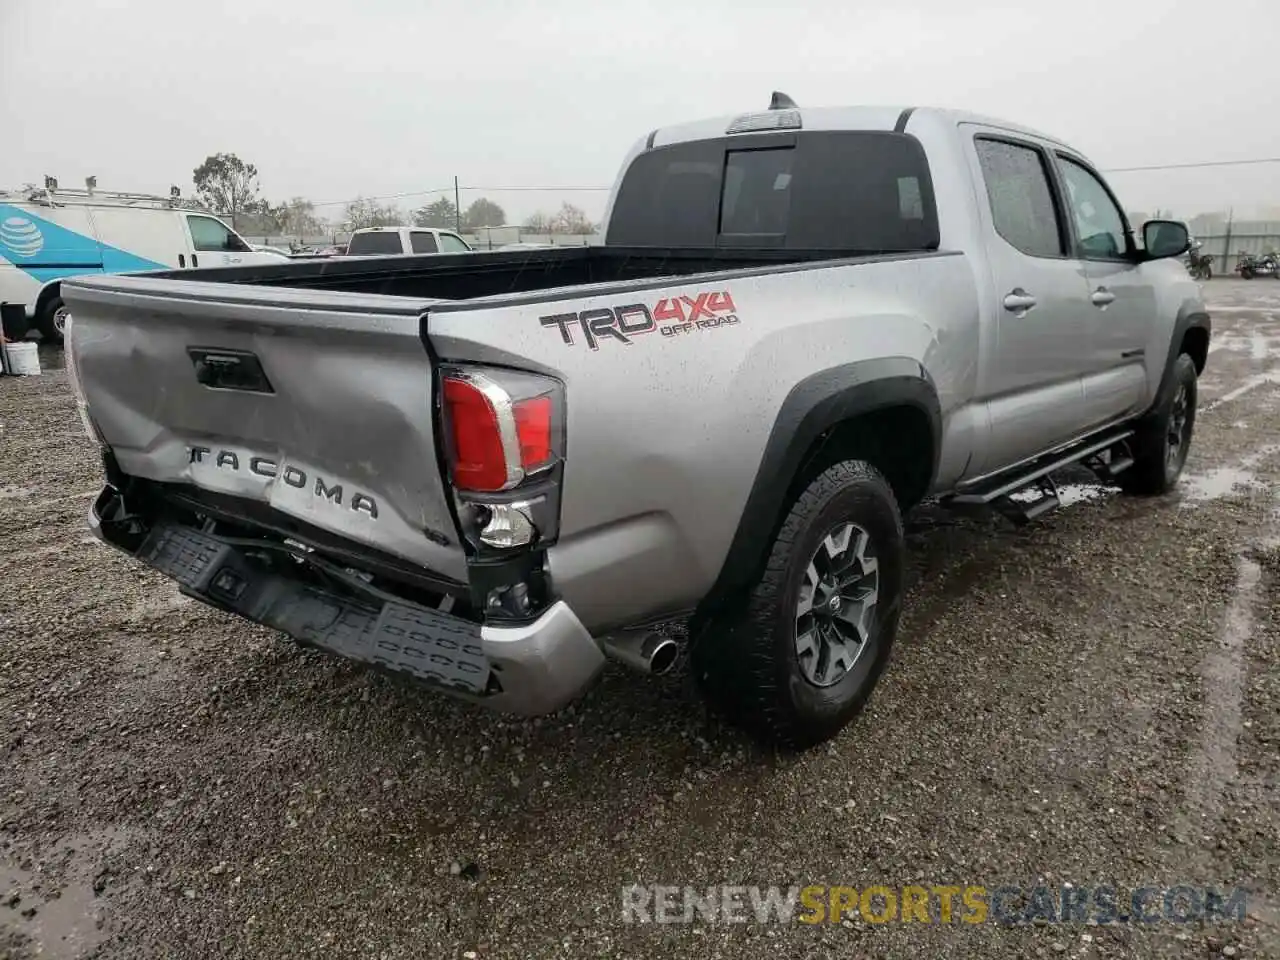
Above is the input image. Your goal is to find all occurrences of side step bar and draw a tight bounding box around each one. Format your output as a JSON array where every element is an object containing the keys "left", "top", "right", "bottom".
[{"left": 944, "top": 429, "right": 1135, "bottom": 526}]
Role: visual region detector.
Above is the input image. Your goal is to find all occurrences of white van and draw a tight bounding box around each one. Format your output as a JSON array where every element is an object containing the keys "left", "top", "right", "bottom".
[
  {"left": 0, "top": 183, "right": 280, "bottom": 343},
  {"left": 345, "top": 226, "right": 473, "bottom": 257}
]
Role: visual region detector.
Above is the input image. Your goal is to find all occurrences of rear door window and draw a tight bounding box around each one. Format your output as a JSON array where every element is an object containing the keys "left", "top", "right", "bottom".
[
  {"left": 347, "top": 231, "right": 405, "bottom": 255},
  {"left": 410, "top": 231, "right": 439, "bottom": 254},
  {"left": 973, "top": 138, "right": 1066, "bottom": 259}
]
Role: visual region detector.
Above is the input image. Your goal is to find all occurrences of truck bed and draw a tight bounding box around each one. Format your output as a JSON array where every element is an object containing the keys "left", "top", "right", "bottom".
[
  {"left": 64, "top": 241, "right": 974, "bottom": 635},
  {"left": 144, "top": 245, "right": 913, "bottom": 302}
]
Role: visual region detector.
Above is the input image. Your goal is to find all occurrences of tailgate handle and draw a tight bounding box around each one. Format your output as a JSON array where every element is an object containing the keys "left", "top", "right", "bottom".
[{"left": 188, "top": 348, "right": 274, "bottom": 394}]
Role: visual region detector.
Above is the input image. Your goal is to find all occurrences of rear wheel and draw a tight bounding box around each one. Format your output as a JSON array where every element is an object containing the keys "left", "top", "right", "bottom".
[
  {"left": 1120, "top": 353, "right": 1197, "bottom": 496},
  {"left": 692, "top": 460, "right": 905, "bottom": 749},
  {"left": 36, "top": 296, "right": 66, "bottom": 346}
]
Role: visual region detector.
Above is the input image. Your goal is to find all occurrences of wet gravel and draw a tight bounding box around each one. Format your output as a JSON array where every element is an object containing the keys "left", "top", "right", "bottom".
[{"left": 2, "top": 279, "right": 1279, "bottom": 959}]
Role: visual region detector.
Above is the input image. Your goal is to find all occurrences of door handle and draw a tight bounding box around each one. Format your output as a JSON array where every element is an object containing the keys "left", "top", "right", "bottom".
[
  {"left": 228, "top": 257, "right": 242, "bottom": 264},
  {"left": 178, "top": 254, "right": 185, "bottom": 268},
  {"left": 191, "top": 254, "right": 199, "bottom": 268},
  {"left": 1091, "top": 286, "right": 1116, "bottom": 307},
  {"left": 1003, "top": 288, "right": 1037, "bottom": 313}
]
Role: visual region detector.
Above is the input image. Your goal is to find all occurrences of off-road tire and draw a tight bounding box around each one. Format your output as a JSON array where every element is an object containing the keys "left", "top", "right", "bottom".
[
  {"left": 1120, "top": 352, "right": 1197, "bottom": 496},
  {"left": 692, "top": 460, "right": 905, "bottom": 750}
]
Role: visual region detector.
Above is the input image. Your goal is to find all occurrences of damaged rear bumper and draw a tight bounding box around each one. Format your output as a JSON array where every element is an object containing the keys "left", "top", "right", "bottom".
[{"left": 89, "top": 486, "right": 605, "bottom": 716}]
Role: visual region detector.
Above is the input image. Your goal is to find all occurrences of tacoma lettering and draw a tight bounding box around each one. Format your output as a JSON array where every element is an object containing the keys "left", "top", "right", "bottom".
[{"left": 186, "top": 447, "right": 379, "bottom": 519}]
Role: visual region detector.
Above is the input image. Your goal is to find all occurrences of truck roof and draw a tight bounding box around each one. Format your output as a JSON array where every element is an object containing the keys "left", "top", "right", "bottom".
[
  {"left": 649, "top": 104, "right": 1070, "bottom": 151},
  {"left": 350, "top": 226, "right": 456, "bottom": 233}
]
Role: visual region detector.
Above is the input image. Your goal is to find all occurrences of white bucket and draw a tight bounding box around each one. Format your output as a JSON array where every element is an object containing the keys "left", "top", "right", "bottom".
[{"left": 3, "top": 341, "right": 41, "bottom": 376}]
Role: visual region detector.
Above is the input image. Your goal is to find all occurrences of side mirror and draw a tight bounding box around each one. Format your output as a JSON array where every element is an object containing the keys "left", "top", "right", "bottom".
[{"left": 1142, "top": 219, "right": 1190, "bottom": 260}]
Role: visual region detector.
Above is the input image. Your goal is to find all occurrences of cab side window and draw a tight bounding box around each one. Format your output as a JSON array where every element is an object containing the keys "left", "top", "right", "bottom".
[
  {"left": 438, "top": 233, "right": 470, "bottom": 253},
  {"left": 410, "top": 231, "right": 439, "bottom": 254},
  {"left": 187, "top": 215, "right": 250, "bottom": 253},
  {"left": 974, "top": 138, "right": 1065, "bottom": 259},
  {"left": 1056, "top": 157, "right": 1129, "bottom": 260}
]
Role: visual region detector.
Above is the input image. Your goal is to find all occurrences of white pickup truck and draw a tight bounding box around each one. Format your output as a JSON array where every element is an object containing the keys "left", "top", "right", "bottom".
[
  {"left": 63, "top": 95, "right": 1209, "bottom": 748},
  {"left": 345, "top": 226, "right": 473, "bottom": 257}
]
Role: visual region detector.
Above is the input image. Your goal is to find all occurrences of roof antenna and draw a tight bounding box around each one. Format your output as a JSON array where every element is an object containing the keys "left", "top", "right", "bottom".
[{"left": 769, "top": 91, "right": 798, "bottom": 110}]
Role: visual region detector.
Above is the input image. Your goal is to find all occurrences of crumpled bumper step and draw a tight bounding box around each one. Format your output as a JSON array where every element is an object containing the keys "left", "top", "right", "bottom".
[{"left": 139, "top": 523, "right": 491, "bottom": 694}]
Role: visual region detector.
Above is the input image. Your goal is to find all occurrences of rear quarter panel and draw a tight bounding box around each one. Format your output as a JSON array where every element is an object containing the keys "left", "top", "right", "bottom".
[{"left": 429, "top": 254, "right": 980, "bottom": 631}]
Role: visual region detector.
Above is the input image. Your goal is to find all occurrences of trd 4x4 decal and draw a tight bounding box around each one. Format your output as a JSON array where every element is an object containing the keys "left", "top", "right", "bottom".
[{"left": 540, "top": 290, "right": 739, "bottom": 350}]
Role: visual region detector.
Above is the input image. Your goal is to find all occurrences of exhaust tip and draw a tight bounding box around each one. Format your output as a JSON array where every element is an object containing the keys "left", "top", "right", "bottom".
[
  {"left": 601, "top": 631, "right": 680, "bottom": 676},
  {"left": 647, "top": 636, "right": 679, "bottom": 675}
]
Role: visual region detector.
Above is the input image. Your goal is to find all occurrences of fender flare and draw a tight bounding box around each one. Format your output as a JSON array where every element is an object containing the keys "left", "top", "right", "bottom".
[
  {"left": 1146, "top": 302, "right": 1211, "bottom": 419},
  {"left": 699, "top": 357, "right": 941, "bottom": 614}
]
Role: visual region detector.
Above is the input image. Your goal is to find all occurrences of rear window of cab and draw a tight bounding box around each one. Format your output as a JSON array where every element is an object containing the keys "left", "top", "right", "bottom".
[{"left": 606, "top": 130, "right": 939, "bottom": 252}]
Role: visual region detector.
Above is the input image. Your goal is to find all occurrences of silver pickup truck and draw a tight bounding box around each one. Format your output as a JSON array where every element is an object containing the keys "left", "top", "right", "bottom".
[{"left": 63, "top": 95, "right": 1210, "bottom": 748}]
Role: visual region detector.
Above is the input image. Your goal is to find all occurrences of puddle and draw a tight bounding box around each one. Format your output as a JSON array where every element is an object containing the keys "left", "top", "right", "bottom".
[
  {"left": 1008, "top": 482, "right": 1116, "bottom": 507},
  {"left": 1209, "top": 305, "right": 1280, "bottom": 313},
  {"left": 1252, "top": 332, "right": 1270, "bottom": 360},
  {"left": 0, "top": 864, "right": 103, "bottom": 960},
  {"left": 1180, "top": 444, "right": 1280, "bottom": 505},
  {"left": 1202, "top": 369, "right": 1280, "bottom": 412},
  {"left": 1057, "top": 483, "right": 1118, "bottom": 506},
  {"left": 1179, "top": 468, "right": 1266, "bottom": 504},
  {"left": 0, "top": 826, "right": 142, "bottom": 960}
]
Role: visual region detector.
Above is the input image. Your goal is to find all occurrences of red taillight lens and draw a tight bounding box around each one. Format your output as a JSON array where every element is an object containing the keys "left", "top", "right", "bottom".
[
  {"left": 442, "top": 376, "right": 509, "bottom": 492},
  {"left": 514, "top": 395, "right": 552, "bottom": 470},
  {"left": 441, "top": 371, "right": 560, "bottom": 494}
]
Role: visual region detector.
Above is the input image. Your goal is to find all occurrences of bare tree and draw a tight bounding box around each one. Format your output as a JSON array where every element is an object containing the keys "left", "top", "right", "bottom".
[
  {"left": 273, "top": 197, "right": 324, "bottom": 237},
  {"left": 522, "top": 211, "right": 554, "bottom": 233},
  {"left": 343, "top": 197, "right": 404, "bottom": 230},
  {"left": 549, "top": 202, "right": 594, "bottom": 235}
]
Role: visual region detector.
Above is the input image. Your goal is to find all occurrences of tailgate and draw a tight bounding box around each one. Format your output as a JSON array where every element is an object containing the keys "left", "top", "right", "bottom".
[{"left": 63, "top": 275, "right": 466, "bottom": 581}]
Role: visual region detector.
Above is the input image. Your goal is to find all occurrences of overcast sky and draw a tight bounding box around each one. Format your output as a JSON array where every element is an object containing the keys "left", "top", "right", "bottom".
[{"left": 3, "top": 0, "right": 1279, "bottom": 226}]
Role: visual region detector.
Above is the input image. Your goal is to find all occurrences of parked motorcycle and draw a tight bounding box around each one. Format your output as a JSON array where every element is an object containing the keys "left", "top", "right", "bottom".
[
  {"left": 1185, "top": 241, "right": 1213, "bottom": 280},
  {"left": 1237, "top": 251, "right": 1280, "bottom": 279}
]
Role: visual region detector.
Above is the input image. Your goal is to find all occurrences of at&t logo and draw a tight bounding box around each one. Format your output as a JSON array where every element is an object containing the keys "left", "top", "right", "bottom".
[{"left": 0, "top": 216, "right": 45, "bottom": 258}]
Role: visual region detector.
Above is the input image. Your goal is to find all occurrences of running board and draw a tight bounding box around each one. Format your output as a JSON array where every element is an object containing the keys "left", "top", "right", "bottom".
[{"left": 944, "top": 429, "right": 1135, "bottom": 525}]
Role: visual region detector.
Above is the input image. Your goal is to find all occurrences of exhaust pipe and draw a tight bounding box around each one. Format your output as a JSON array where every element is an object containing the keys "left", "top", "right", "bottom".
[{"left": 600, "top": 631, "right": 679, "bottom": 676}]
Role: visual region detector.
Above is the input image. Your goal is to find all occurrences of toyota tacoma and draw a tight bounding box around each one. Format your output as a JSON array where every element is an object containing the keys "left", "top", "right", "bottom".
[{"left": 61, "top": 95, "right": 1210, "bottom": 748}]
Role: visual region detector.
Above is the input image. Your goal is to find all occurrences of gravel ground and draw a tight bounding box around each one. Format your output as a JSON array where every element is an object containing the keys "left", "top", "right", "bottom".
[{"left": 2, "top": 279, "right": 1278, "bottom": 959}]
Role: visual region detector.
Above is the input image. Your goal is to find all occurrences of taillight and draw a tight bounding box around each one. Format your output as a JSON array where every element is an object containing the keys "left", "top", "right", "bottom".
[
  {"left": 442, "top": 377, "right": 509, "bottom": 492},
  {"left": 514, "top": 395, "right": 553, "bottom": 470},
  {"left": 440, "top": 369, "right": 561, "bottom": 494}
]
